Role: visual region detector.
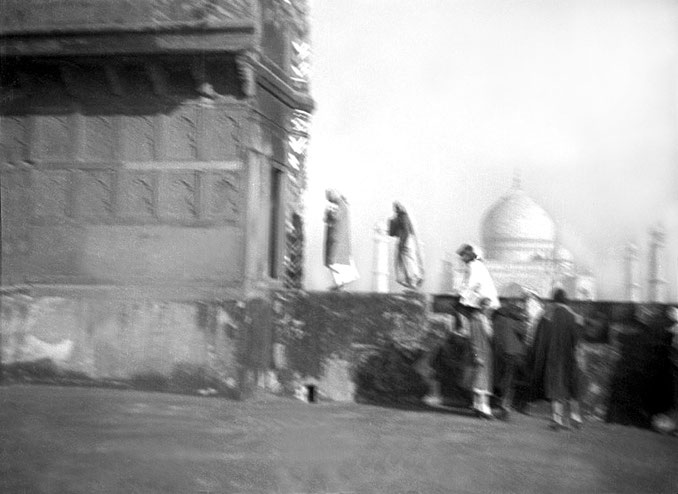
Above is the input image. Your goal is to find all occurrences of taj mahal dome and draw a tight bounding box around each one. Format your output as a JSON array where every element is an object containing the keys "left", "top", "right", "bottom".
[{"left": 450, "top": 179, "right": 597, "bottom": 300}]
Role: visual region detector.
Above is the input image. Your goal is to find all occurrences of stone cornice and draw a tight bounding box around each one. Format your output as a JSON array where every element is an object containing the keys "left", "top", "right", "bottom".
[
  {"left": 0, "top": 28, "right": 256, "bottom": 57},
  {"left": 256, "top": 57, "right": 314, "bottom": 113}
]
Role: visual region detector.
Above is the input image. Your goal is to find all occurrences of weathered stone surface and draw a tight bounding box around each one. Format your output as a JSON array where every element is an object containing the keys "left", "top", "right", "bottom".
[
  {"left": 0, "top": 292, "right": 275, "bottom": 398},
  {"left": 0, "top": 0, "right": 255, "bottom": 34},
  {"left": 272, "top": 292, "right": 674, "bottom": 430},
  {"left": 273, "top": 291, "right": 432, "bottom": 402}
]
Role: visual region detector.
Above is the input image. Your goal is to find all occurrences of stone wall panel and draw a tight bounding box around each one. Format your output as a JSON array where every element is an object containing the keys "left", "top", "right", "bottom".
[
  {"left": 31, "top": 170, "right": 71, "bottom": 220},
  {"left": 0, "top": 294, "right": 256, "bottom": 397}
]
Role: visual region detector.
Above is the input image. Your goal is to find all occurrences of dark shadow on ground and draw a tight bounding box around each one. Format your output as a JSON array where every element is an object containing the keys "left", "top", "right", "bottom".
[{"left": 1, "top": 359, "right": 240, "bottom": 400}]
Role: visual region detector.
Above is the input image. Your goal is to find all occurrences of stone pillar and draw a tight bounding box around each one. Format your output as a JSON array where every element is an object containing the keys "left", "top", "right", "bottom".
[
  {"left": 647, "top": 225, "right": 667, "bottom": 302},
  {"left": 372, "top": 221, "right": 390, "bottom": 292},
  {"left": 624, "top": 242, "right": 641, "bottom": 302}
]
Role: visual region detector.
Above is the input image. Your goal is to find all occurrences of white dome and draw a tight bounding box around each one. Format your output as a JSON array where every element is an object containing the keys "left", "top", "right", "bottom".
[{"left": 481, "top": 188, "right": 556, "bottom": 263}]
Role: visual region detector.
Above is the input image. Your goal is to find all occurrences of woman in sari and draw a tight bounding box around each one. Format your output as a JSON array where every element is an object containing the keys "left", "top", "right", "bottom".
[
  {"left": 388, "top": 201, "right": 424, "bottom": 290},
  {"left": 324, "top": 189, "right": 359, "bottom": 290}
]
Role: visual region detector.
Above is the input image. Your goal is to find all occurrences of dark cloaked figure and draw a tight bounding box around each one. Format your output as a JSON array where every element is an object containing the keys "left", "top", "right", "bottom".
[
  {"left": 667, "top": 307, "right": 678, "bottom": 430},
  {"left": 492, "top": 292, "right": 530, "bottom": 419},
  {"left": 388, "top": 202, "right": 424, "bottom": 290},
  {"left": 529, "top": 288, "right": 584, "bottom": 429}
]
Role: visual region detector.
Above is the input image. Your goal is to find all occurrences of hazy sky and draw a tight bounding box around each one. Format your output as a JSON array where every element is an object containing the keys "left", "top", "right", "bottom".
[{"left": 301, "top": 0, "right": 678, "bottom": 302}]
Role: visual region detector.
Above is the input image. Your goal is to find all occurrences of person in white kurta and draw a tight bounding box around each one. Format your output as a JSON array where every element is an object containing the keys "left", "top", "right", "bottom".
[
  {"left": 457, "top": 244, "right": 499, "bottom": 311},
  {"left": 323, "top": 189, "right": 359, "bottom": 289},
  {"left": 456, "top": 243, "right": 499, "bottom": 419}
]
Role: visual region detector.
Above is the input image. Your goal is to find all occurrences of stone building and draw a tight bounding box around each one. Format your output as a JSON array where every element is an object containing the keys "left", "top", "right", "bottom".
[
  {"left": 0, "top": 0, "right": 313, "bottom": 394},
  {"left": 451, "top": 180, "right": 597, "bottom": 300}
]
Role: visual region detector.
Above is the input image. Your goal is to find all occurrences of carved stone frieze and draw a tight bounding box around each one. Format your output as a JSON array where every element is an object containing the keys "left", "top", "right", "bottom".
[
  {"left": 260, "top": 0, "right": 311, "bottom": 89},
  {"left": 84, "top": 115, "right": 117, "bottom": 161},
  {"left": 204, "top": 171, "right": 240, "bottom": 223},
  {"left": 202, "top": 107, "right": 238, "bottom": 160},
  {"left": 118, "top": 171, "right": 157, "bottom": 221},
  {"left": 0, "top": 170, "right": 31, "bottom": 256},
  {"left": 35, "top": 114, "right": 72, "bottom": 160},
  {"left": 151, "top": 0, "right": 253, "bottom": 24},
  {"left": 161, "top": 171, "right": 198, "bottom": 220},
  {"left": 0, "top": 115, "right": 28, "bottom": 163},
  {"left": 166, "top": 107, "right": 199, "bottom": 161},
  {"left": 1, "top": 0, "right": 254, "bottom": 34},
  {"left": 75, "top": 169, "right": 115, "bottom": 220},
  {"left": 121, "top": 115, "right": 156, "bottom": 161}
]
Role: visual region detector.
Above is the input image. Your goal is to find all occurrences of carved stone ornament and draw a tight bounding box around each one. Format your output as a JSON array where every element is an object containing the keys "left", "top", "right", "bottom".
[
  {"left": 0, "top": 0, "right": 254, "bottom": 33},
  {"left": 236, "top": 52, "right": 258, "bottom": 97},
  {"left": 152, "top": 0, "right": 254, "bottom": 24}
]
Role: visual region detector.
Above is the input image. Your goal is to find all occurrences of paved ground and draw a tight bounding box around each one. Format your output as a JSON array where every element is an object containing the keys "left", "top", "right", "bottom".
[{"left": 0, "top": 385, "right": 676, "bottom": 494}]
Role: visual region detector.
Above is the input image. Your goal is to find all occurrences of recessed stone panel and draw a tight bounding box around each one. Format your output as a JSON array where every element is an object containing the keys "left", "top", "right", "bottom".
[
  {"left": 121, "top": 115, "right": 156, "bottom": 162},
  {"left": 166, "top": 106, "right": 198, "bottom": 161},
  {"left": 160, "top": 171, "right": 198, "bottom": 221},
  {"left": 32, "top": 170, "right": 71, "bottom": 220},
  {"left": 0, "top": 115, "right": 28, "bottom": 163},
  {"left": 35, "top": 114, "right": 72, "bottom": 161},
  {"left": 202, "top": 107, "right": 238, "bottom": 160},
  {"left": 84, "top": 115, "right": 117, "bottom": 161},
  {"left": 204, "top": 171, "right": 240, "bottom": 223},
  {"left": 118, "top": 171, "right": 156, "bottom": 222},
  {"left": 1, "top": 170, "right": 32, "bottom": 258},
  {"left": 75, "top": 170, "right": 114, "bottom": 221}
]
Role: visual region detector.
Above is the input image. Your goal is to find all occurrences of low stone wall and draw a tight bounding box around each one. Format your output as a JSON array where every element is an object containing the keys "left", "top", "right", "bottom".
[
  {"left": 2, "top": 288, "right": 674, "bottom": 429},
  {"left": 272, "top": 291, "right": 439, "bottom": 402},
  {"left": 274, "top": 291, "right": 674, "bottom": 428},
  {"left": 0, "top": 290, "right": 274, "bottom": 398}
]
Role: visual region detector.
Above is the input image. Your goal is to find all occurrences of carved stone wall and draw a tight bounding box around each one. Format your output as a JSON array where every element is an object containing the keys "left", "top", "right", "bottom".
[
  {"left": 0, "top": 60, "right": 249, "bottom": 288},
  {"left": 260, "top": 0, "right": 311, "bottom": 92}
]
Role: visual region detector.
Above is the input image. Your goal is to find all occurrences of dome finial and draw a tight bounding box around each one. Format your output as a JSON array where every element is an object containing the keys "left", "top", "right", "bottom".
[{"left": 512, "top": 167, "right": 522, "bottom": 190}]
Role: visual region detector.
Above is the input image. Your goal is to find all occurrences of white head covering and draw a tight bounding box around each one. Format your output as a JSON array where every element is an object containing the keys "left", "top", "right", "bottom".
[{"left": 458, "top": 244, "right": 499, "bottom": 310}]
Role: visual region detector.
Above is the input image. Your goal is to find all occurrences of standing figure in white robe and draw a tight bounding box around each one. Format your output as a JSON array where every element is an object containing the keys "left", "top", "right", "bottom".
[
  {"left": 388, "top": 201, "right": 424, "bottom": 290},
  {"left": 456, "top": 243, "right": 499, "bottom": 419},
  {"left": 324, "top": 189, "right": 359, "bottom": 290}
]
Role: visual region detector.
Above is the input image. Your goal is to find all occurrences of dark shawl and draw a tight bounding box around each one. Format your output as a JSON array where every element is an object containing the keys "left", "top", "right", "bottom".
[
  {"left": 528, "top": 304, "right": 584, "bottom": 401},
  {"left": 388, "top": 204, "right": 415, "bottom": 254}
]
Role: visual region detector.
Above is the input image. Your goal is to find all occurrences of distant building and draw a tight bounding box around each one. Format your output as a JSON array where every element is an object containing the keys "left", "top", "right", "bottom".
[{"left": 451, "top": 180, "right": 596, "bottom": 300}]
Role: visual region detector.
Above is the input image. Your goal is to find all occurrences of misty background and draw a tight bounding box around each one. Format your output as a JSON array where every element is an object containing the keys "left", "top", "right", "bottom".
[{"left": 300, "top": 0, "right": 678, "bottom": 301}]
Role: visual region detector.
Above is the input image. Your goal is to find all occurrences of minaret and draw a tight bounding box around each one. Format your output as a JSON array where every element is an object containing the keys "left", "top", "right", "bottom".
[
  {"left": 372, "top": 221, "right": 390, "bottom": 292},
  {"left": 647, "top": 224, "right": 667, "bottom": 302},
  {"left": 624, "top": 242, "right": 641, "bottom": 302}
]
